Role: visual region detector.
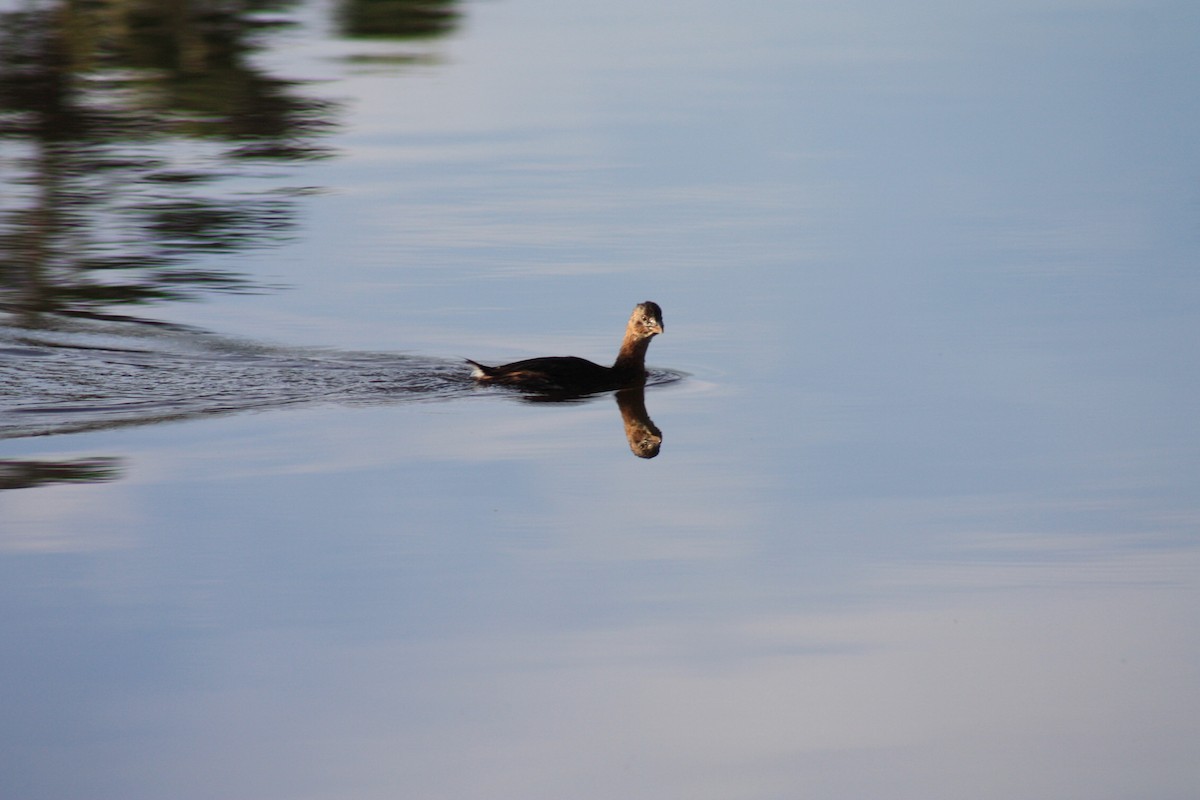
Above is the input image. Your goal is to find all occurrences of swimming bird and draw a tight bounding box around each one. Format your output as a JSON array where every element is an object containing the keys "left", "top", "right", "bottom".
[{"left": 467, "top": 301, "right": 664, "bottom": 395}]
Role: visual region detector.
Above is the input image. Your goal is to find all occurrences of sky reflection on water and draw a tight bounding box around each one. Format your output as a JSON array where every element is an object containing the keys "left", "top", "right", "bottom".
[{"left": 2, "top": 0, "right": 1199, "bottom": 799}]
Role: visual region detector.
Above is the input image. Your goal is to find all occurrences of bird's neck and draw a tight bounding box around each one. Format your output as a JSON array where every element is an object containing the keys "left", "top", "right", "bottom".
[{"left": 612, "top": 326, "right": 652, "bottom": 375}]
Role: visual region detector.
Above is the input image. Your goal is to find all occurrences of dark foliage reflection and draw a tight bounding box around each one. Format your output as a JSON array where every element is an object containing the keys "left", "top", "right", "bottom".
[
  {"left": 0, "top": 0, "right": 337, "bottom": 326},
  {"left": 339, "top": 0, "right": 460, "bottom": 39},
  {"left": 0, "top": 457, "right": 122, "bottom": 490}
]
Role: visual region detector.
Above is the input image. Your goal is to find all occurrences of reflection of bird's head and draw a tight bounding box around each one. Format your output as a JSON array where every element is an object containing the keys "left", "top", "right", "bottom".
[
  {"left": 632, "top": 301, "right": 664, "bottom": 338},
  {"left": 628, "top": 428, "right": 662, "bottom": 459},
  {"left": 616, "top": 387, "right": 662, "bottom": 459}
]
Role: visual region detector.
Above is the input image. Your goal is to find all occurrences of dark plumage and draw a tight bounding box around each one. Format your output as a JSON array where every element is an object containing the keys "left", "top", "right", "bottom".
[{"left": 468, "top": 301, "right": 664, "bottom": 395}]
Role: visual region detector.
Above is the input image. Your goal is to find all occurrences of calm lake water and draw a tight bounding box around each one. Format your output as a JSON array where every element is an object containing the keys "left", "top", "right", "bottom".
[{"left": 2, "top": 1, "right": 1198, "bottom": 798}]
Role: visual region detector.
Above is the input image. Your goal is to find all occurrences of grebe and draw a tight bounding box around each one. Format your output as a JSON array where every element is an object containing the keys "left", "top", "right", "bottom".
[{"left": 468, "top": 301, "right": 663, "bottom": 395}]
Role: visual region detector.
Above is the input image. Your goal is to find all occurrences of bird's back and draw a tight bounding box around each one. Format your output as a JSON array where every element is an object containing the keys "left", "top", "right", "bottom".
[{"left": 468, "top": 356, "right": 623, "bottom": 394}]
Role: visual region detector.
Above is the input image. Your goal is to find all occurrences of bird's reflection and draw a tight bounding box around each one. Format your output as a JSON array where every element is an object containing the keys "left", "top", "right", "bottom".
[
  {"left": 513, "top": 383, "right": 666, "bottom": 459},
  {"left": 616, "top": 386, "right": 662, "bottom": 459}
]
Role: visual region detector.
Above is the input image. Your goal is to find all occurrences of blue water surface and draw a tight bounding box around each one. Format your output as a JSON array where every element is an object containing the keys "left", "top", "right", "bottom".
[{"left": 1, "top": 1, "right": 1198, "bottom": 798}]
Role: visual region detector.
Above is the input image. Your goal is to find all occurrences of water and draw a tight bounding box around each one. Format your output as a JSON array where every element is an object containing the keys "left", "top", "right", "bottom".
[{"left": 2, "top": 1, "right": 1198, "bottom": 798}]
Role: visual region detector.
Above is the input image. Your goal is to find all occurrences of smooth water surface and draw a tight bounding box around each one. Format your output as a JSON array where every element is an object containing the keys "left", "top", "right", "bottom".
[{"left": 2, "top": 1, "right": 1198, "bottom": 798}]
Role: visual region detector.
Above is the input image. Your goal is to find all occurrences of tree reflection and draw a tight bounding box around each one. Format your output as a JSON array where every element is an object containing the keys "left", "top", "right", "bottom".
[
  {"left": 338, "top": 0, "right": 460, "bottom": 39},
  {"left": 0, "top": 457, "right": 122, "bottom": 490},
  {"left": 0, "top": 0, "right": 335, "bottom": 326}
]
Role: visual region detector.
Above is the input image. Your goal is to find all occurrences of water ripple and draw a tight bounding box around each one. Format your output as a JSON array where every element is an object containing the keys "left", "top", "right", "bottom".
[{"left": 0, "top": 317, "right": 683, "bottom": 440}]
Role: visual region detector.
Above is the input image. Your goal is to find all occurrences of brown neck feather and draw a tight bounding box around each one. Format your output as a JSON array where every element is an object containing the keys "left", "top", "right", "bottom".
[{"left": 612, "top": 322, "right": 652, "bottom": 376}]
